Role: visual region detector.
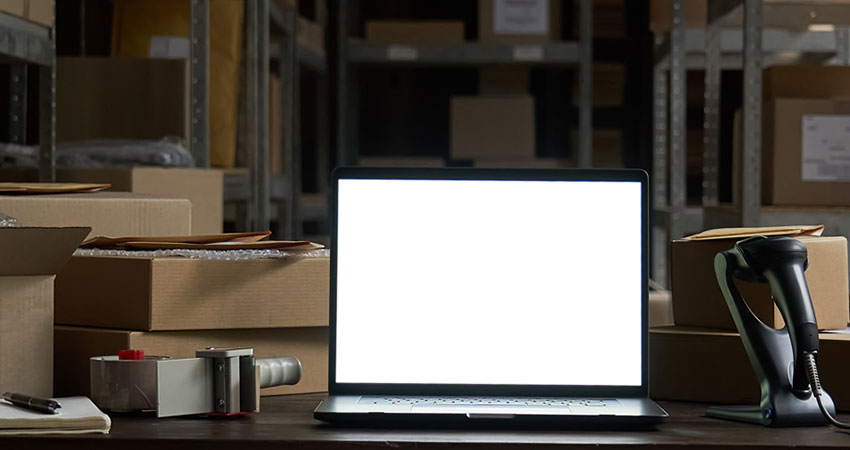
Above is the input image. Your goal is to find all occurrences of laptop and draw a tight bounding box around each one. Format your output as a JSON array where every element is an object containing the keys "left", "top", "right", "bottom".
[{"left": 314, "top": 167, "right": 668, "bottom": 427}]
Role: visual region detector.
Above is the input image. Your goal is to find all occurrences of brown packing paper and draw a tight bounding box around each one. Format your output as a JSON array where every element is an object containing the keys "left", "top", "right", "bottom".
[
  {"left": 81, "top": 231, "right": 272, "bottom": 248},
  {"left": 683, "top": 225, "right": 825, "bottom": 240},
  {"left": 0, "top": 183, "right": 111, "bottom": 195},
  {"left": 80, "top": 231, "right": 322, "bottom": 251}
]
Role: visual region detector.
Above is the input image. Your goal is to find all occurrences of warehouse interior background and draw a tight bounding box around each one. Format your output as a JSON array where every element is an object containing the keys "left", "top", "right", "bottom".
[{"left": 1, "top": 0, "right": 846, "bottom": 288}]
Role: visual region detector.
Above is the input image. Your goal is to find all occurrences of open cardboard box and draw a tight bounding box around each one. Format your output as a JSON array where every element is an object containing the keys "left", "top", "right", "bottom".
[{"left": 0, "top": 226, "right": 89, "bottom": 397}]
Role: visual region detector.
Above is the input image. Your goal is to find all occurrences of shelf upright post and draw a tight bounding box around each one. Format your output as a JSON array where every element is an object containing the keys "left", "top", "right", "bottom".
[
  {"left": 669, "top": 0, "right": 687, "bottom": 242},
  {"left": 9, "top": 64, "right": 27, "bottom": 145},
  {"left": 37, "top": 15, "right": 55, "bottom": 182},
  {"left": 337, "top": 0, "right": 359, "bottom": 167},
  {"left": 577, "top": 0, "right": 593, "bottom": 168},
  {"left": 651, "top": 34, "right": 669, "bottom": 286},
  {"left": 190, "top": 0, "right": 210, "bottom": 168},
  {"left": 741, "top": 0, "right": 762, "bottom": 226},
  {"left": 835, "top": 26, "right": 850, "bottom": 65},
  {"left": 703, "top": 1, "right": 721, "bottom": 207},
  {"left": 280, "top": 8, "right": 300, "bottom": 238},
  {"left": 247, "top": 0, "right": 271, "bottom": 232}
]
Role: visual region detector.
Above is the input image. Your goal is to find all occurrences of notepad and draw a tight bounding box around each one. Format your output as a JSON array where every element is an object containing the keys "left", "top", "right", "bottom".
[{"left": 0, "top": 397, "right": 111, "bottom": 435}]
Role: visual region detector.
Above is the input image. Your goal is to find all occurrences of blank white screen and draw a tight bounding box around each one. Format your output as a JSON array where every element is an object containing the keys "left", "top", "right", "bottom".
[{"left": 335, "top": 178, "right": 643, "bottom": 386}]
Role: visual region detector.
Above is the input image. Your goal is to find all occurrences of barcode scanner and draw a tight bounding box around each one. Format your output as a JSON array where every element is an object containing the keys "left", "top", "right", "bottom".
[{"left": 708, "top": 235, "right": 845, "bottom": 427}]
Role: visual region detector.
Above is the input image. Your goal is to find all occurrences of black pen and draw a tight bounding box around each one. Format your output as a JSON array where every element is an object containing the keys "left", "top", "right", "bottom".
[{"left": 2, "top": 392, "right": 62, "bottom": 415}]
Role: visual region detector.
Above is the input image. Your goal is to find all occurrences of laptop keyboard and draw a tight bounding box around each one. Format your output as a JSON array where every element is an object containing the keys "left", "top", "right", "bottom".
[{"left": 358, "top": 396, "right": 620, "bottom": 407}]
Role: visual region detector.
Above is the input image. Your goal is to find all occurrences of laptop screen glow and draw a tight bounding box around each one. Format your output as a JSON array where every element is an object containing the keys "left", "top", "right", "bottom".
[{"left": 335, "top": 178, "right": 643, "bottom": 387}]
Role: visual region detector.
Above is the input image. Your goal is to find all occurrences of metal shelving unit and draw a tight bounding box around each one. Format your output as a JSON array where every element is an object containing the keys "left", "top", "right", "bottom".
[
  {"left": 1, "top": 9, "right": 56, "bottom": 181},
  {"left": 223, "top": 0, "right": 329, "bottom": 238},
  {"left": 651, "top": 0, "right": 850, "bottom": 286},
  {"left": 336, "top": 0, "right": 594, "bottom": 168}
]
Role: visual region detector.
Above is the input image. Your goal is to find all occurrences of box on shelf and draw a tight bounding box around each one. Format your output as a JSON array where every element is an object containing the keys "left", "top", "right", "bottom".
[
  {"left": 54, "top": 326, "right": 328, "bottom": 397},
  {"left": 57, "top": 57, "right": 189, "bottom": 144},
  {"left": 473, "top": 158, "right": 570, "bottom": 169},
  {"left": 55, "top": 254, "right": 330, "bottom": 331},
  {"left": 0, "top": 227, "right": 89, "bottom": 398},
  {"left": 0, "top": 192, "right": 191, "bottom": 238},
  {"left": 0, "top": 0, "right": 53, "bottom": 27},
  {"left": 57, "top": 168, "right": 223, "bottom": 235},
  {"left": 572, "top": 63, "right": 625, "bottom": 107},
  {"left": 650, "top": 326, "right": 850, "bottom": 410},
  {"left": 570, "top": 128, "right": 622, "bottom": 168},
  {"left": 297, "top": 16, "right": 325, "bottom": 55},
  {"left": 365, "top": 20, "right": 465, "bottom": 44},
  {"left": 478, "top": 0, "right": 561, "bottom": 44},
  {"left": 359, "top": 156, "right": 446, "bottom": 168},
  {"left": 588, "top": 0, "right": 626, "bottom": 39},
  {"left": 763, "top": 65, "right": 850, "bottom": 101},
  {"left": 762, "top": 98, "right": 850, "bottom": 206},
  {"left": 111, "top": 0, "right": 243, "bottom": 168},
  {"left": 671, "top": 230, "right": 849, "bottom": 330},
  {"left": 479, "top": 66, "right": 529, "bottom": 95},
  {"left": 450, "top": 95, "right": 535, "bottom": 160},
  {"left": 649, "top": 0, "right": 705, "bottom": 33}
]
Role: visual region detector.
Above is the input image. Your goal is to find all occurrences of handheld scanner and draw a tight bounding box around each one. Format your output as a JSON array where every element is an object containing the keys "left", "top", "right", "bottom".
[{"left": 728, "top": 235, "right": 819, "bottom": 391}]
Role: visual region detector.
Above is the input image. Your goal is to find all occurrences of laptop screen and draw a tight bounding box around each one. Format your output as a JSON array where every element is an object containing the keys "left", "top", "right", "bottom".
[{"left": 332, "top": 169, "right": 646, "bottom": 392}]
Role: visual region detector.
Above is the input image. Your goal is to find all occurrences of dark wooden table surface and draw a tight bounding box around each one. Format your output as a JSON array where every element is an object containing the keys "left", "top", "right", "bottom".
[{"left": 5, "top": 393, "right": 850, "bottom": 449}]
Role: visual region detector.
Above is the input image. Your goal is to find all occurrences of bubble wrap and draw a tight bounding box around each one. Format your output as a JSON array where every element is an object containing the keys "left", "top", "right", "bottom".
[
  {"left": 74, "top": 248, "right": 329, "bottom": 260},
  {"left": 0, "top": 213, "right": 21, "bottom": 228}
]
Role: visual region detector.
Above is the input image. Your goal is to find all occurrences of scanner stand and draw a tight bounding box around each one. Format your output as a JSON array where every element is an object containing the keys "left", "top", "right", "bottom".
[{"left": 709, "top": 247, "right": 834, "bottom": 427}]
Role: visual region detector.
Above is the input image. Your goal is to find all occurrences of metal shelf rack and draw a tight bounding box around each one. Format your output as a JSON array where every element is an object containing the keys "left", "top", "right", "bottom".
[
  {"left": 0, "top": 9, "right": 56, "bottom": 181},
  {"left": 336, "top": 0, "right": 595, "bottom": 169},
  {"left": 221, "top": 0, "right": 328, "bottom": 238},
  {"left": 651, "top": 0, "right": 850, "bottom": 286}
]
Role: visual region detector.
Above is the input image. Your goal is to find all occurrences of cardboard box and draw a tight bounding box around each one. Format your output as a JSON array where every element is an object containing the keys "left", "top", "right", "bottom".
[
  {"left": 54, "top": 326, "right": 328, "bottom": 398},
  {"left": 572, "top": 63, "right": 625, "bottom": 107},
  {"left": 365, "top": 20, "right": 465, "bottom": 44},
  {"left": 0, "top": 0, "right": 52, "bottom": 27},
  {"left": 111, "top": 0, "right": 243, "bottom": 168},
  {"left": 571, "top": 129, "right": 622, "bottom": 168},
  {"left": 650, "top": 326, "right": 850, "bottom": 410},
  {"left": 479, "top": 0, "right": 561, "bottom": 44},
  {"left": 649, "top": 290, "right": 673, "bottom": 327},
  {"left": 56, "top": 168, "right": 222, "bottom": 235},
  {"left": 0, "top": 192, "right": 191, "bottom": 238},
  {"left": 55, "top": 254, "right": 329, "bottom": 331},
  {"left": 590, "top": 0, "right": 626, "bottom": 38},
  {"left": 763, "top": 98, "right": 850, "bottom": 206},
  {"left": 359, "top": 156, "right": 446, "bottom": 168},
  {"left": 57, "top": 57, "right": 189, "bottom": 144},
  {"left": 450, "top": 96, "right": 535, "bottom": 160},
  {"left": 763, "top": 65, "right": 850, "bottom": 101},
  {"left": 671, "top": 232, "right": 849, "bottom": 331},
  {"left": 0, "top": 227, "right": 89, "bottom": 398},
  {"left": 649, "top": 0, "right": 706, "bottom": 33},
  {"left": 473, "top": 158, "right": 570, "bottom": 169},
  {"left": 479, "top": 66, "right": 529, "bottom": 95},
  {"left": 297, "top": 16, "right": 325, "bottom": 55}
]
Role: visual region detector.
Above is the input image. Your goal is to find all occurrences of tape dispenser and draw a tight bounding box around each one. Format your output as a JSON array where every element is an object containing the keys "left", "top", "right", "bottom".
[{"left": 90, "top": 347, "right": 301, "bottom": 417}]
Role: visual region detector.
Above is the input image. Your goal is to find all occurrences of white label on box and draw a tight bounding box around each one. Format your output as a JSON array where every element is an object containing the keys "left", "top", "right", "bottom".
[
  {"left": 802, "top": 115, "right": 850, "bottom": 182},
  {"left": 494, "top": 0, "right": 549, "bottom": 35},
  {"left": 149, "top": 36, "right": 190, "bottom": 59},
  {"left": 513, "top": 45, "right": 544, "bottom": 61},
  {"left": 387, "top": 45, "right": 418, "bottom": 61}
]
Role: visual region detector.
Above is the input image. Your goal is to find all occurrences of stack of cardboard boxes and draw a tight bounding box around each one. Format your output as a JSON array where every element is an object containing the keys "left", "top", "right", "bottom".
[{"left": 651, "top": 227, "right": 850, "bottom": 408}]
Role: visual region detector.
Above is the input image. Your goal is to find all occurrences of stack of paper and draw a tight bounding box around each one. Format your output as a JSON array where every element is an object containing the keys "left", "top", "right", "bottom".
[{"left": 0, "top": 397, "right": 111, "bottom": 435}]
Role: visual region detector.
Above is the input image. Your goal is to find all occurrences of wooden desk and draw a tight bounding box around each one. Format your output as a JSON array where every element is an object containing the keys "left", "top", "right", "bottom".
[{"left": 5, "top": 393, "right": 850, "bottom": 449}]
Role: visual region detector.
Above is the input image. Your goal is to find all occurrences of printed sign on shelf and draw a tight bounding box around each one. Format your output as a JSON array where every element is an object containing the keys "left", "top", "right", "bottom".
[
  {"left": 494, "top": 0, "right": 549, "bottom": 35},
  {"left": 802, "top": 115, "right": 850, "bottom": 182}
]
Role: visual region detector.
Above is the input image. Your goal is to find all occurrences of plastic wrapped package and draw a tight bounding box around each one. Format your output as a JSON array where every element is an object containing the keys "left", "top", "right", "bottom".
[
  {"left": 0, "top": 138, "right": 194, "bottom": 169},
  {"left": 0, "top": 213, "right": 20, "bottom": 228},
  {"left": 74, "top": 248, "right": 330, "bottom": 261}
]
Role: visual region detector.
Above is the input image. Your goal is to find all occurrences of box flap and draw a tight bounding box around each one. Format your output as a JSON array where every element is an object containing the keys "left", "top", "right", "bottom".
[
  {"left": 0, "top": 227, "right": 91, "bottom": 275},
  {"left": 681, "top": 225, "right": 824, "bottom": 241}
]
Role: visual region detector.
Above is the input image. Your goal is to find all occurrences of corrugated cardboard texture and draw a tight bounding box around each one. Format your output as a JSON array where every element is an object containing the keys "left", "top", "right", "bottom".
[
  {"left": 365, "top": 20, "right": 465, "bottom": 44},
  {"left": 450, "top": 96, "right": 535, "bottom": 160},
  {"left": 57, "top": 168, "right": 223, "bottom": 235},
  {"left": 56, "top": 57, "right": 189, "bottom": 143},
  {"left": 111, "top": 0, "right": 243, "bottom": 168},
  {"left": 478, "top": 0, "right": 561, "bottom": 44},
  {"left": 650, "top": 326, "right": 850, "bottom": 410},
  {"left": 0, "top": 227, "right": 89, "bottom": 276},
  {"left": 671, "top": 235, "right": 849, "bottom": 330},
  {"left": 0, "top": 276, "right": 54, "bottom": 397},
  {"left": 54, "top": 326, "right": 328, "bottom": 398},
  {"left": 0, "top": 191, "right": 191, "bottom": 237},
  {"left": 763, "top": 99, "right": 850, "bottom": 206},
  {"left": 55, "top": 256, "right": 330, "bottom": 331}
]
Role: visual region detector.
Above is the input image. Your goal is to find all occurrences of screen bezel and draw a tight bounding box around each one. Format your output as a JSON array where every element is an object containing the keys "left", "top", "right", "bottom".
[{"left": 328, "top": 167, "right": 650, "bottom": 398}]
